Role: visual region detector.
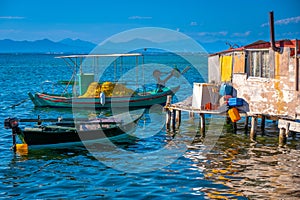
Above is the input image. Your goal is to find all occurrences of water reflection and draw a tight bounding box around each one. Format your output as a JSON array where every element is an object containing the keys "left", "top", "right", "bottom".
[{"left": 184, "top": 116, "right": 300, "bottom": 200}]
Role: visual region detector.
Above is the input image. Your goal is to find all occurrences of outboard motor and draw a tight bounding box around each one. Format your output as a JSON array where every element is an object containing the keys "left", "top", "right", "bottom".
[
  {"left": 4, "top": 117, "right": 21, "bottom": 152},
  {"left": 4, "top": 117, "right": 19, "bottom": 129}
]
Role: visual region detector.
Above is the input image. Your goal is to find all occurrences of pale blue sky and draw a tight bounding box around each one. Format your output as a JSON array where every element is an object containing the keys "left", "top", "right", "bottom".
[{"left": 1, "top": 0, "right": 299, "bottom": 50}]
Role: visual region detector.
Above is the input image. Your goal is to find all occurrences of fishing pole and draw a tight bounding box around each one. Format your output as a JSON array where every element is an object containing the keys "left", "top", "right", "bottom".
[{"left": 3, "top": 98, "right": 30, "bottom": 110}]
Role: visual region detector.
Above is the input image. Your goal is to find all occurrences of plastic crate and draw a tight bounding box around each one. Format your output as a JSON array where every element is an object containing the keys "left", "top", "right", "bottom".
[{"left": 228, "top": 98, "right": 243, "bottom": 107}]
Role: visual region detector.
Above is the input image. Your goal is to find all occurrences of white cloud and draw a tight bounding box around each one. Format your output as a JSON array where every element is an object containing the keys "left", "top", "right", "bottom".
[
  {"left": 261, "top": 16, "right": 300, "bottom": 27},
  {"left": 0, "top": 16, "right": 25, "bottom": 19},
  {"left": 128, "top": 16, "right": 152, "bottom": 20},
  {"left": 232, "top": 31, "right": 251, "bottom": 37},
  {"left": 280, "top": 32, "right": 300, "bottom": 37},
  {"left": 197, "top": 31, "right": 228, "bottom": 36}
]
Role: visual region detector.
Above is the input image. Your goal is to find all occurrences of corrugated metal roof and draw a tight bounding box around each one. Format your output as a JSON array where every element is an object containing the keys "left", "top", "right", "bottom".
[{"left": 209, "top": 39, "right": 299, "bottom": 56}]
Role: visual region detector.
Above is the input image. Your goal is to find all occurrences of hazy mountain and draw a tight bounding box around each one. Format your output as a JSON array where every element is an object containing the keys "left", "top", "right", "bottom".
[
  {"left": 0, "top": 38, "right": 97, "bottom": 53},
  {"left": 90, "top": 38, "right": 210, "bottom": 54},
  {"left": 59, "top": 38, "right": 96, "bottom": 50},
  {"left": 0, "top": 38, "right": 222, "bottom": 54}
]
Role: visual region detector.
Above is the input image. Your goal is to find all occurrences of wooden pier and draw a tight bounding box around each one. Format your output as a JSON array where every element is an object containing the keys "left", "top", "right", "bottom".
[{"left": 165, "top": 95, "right": 300, "bottom": 147}]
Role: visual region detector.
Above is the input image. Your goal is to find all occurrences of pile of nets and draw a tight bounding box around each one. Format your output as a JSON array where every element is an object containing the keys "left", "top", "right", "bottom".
[{"left": 79, "top": 82, "right": 135, "bottom": 98}]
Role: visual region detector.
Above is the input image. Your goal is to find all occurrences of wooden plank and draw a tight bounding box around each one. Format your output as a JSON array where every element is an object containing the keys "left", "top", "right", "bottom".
[{"left": 278, "top": 119, "right": 300, "bottom": 132}]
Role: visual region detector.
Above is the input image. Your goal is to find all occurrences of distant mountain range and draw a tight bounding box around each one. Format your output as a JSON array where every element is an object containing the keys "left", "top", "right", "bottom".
[
  {"left": 0, "top": 38, "right": 97, "bottom": 53},
  {"left": 0, "top": 38, "right": 226, "bottom": 54}
]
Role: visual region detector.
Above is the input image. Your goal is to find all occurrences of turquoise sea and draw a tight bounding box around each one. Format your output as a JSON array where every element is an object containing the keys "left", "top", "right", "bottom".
[{"left": 0, "top": 54, "right": 299, "bottom": 199}]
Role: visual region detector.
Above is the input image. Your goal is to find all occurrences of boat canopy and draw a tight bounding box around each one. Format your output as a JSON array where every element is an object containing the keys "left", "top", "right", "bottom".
[{"left": 54, "top": 53, "right": 145, "bottom": 95}]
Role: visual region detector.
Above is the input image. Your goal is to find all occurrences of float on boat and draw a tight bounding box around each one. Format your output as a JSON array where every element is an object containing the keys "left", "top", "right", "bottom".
[
  {"left": 28, "top": 53, "right": 180, "bottom": 109},
  {"left": 4, "top": 109, "right": 144, "bottom": 149}
]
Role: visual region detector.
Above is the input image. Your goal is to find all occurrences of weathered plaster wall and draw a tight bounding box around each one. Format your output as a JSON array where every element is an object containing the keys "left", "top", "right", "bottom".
[{"left": 232, "top": 47, "right": 300, "bottom": 119}]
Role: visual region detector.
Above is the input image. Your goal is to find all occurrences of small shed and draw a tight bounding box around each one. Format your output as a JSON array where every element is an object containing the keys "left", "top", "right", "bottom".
[{"left": 208, "top": 39, "right": 300, "bottom": 120}]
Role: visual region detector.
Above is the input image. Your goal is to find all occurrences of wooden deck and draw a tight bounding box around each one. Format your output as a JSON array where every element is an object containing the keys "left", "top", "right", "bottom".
[{"left": 164, "top": 95, "right": 300, "bottom": 147}]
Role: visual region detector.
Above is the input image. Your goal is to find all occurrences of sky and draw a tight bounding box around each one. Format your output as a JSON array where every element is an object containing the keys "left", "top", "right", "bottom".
[{"left": 0, "top": 0, "right": 300, "bottom": 51}]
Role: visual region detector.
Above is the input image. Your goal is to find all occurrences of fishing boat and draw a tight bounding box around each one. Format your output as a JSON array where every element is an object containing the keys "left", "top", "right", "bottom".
[
  {"left": 4, "top": 109, "right": 144, "bottom": 148},
  {"left": 28, "top": 53, "right": 181, "bottom": 109}
]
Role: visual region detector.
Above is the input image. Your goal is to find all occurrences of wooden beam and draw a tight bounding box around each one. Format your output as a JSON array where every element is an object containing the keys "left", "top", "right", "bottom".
[{"left": 278, "top": 119, "right": 300, "bottom": 133}]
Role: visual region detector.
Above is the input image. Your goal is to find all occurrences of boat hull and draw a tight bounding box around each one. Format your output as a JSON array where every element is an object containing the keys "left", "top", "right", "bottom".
[
  {"left": 22, "top": 125, "right": 131, "bottom": 146},
  {"left": 11, "top": 109, "right": 144, "bottom": 146},
  {"left": 28, "top": 86, "right": 179, "bottom": 109}
]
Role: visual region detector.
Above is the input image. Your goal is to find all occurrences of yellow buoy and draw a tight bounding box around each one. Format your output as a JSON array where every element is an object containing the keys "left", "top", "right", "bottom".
[{"left": 16, "top": 144, "right": 28, "bottom": 155}]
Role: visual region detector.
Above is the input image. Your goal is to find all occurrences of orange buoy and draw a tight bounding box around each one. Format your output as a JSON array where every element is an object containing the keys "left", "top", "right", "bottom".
[{"left": 228, "top": 107, "right": 241, "bottom": 122}]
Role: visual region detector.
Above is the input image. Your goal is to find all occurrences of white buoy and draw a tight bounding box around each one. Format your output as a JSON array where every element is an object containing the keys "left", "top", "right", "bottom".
[{"left": 100, "top": 92, "right": 105, "bottom": 106}]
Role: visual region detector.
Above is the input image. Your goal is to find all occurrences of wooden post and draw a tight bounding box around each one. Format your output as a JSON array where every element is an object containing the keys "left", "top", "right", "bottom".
[
  {"left": 165, "top": 96, "right": 172, "bottom": 132},
  {"left": 175, "top": 110, "right": 181, "bottom": 130},
  {"left": 166, "top": 95, "right": 172, "bottom": 106},
  {"left": 279, "top": 128, "right": 287, "bottom": 147},
  {"left": 250, "top": 116, "right": 257, "bottom": 141},
  {"left": 233, "top": 122, "right": 237, "bottom": 134},
  {"left": 171, "top": 110, "right": 176, "bottom": 131},
  {"left": 189, "top": 111, "right": 194, "bottom": 119},
  {"left": 244, "top": 116, "right": 249, "bottom": 134},
  {"left": 261, "top": 115, "right": 266, "bottom": 135},
  {"left": 285, "top": 122, "right": 290, "bottom": 138},
  {"left": 166, "top": 109, "right": 171, "bottom": 131},
  {"left": 226, "top": 112, "right": 231, "bottom": 124},
  {"left": 199, "top": 113, "right": 205, "bottom": 137}
]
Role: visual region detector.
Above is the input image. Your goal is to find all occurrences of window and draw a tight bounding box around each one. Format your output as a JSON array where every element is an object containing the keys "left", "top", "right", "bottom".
[{"left": 247, "top": 50, "right": 270, "bottom": 78}]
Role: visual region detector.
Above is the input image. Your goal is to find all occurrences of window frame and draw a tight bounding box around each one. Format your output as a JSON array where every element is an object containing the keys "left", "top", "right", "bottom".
[{"left": 246, "top": 49, "right": 270, "bottom": 78}]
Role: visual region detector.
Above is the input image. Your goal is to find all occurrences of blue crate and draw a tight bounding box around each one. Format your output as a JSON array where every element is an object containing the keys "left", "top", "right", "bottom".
[
  {"left": 219, "top": 83, "right": 233, "bottom": 96},
  {"left": 228, "top": 98, "right": 243, "bottom": 107}
]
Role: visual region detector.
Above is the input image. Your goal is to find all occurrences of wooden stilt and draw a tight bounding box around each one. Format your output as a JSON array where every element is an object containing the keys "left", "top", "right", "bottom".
[
  {"left": 285, "top": 122, "right": 290, "bottom": 138},
  {"left": 226, "top": 112, "right": 231, "bottom": 124},
  {"left": 199, "top": 113, "right": 205, "bottom": 138},
  {"left": 171, "top": 110, "right": 176, "bottom": 131},
  {"left": 279, "top": 128, "right": 287, "bottom": 147},
  {"left": 166, "top": 95, "right": 172, "bottom": 106},
  {"left": 233, "top": 122, "right": 237, "bottom": 134},
  {"left": 175, "top": 110, "right": 181, "bottom": 130},
  {"left": 166, "top": 109, "right": 171, "bottom": 131},
  {"left": 261, "top": 115, "right": 266, "bottom": 135},
  {"left": 250, "top": 116, "right": 257, "bottom": 141},
  {"left": 244, "top": 116, "right": 249, "bottom": 134},
  {"left": 189, "top": 111, "right": 194, "bottom": 119}
]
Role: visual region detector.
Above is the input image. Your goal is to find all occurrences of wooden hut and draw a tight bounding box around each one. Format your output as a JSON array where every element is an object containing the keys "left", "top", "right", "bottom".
[
  {"left": 207, "top": 12, "right": 300, "bottom": 139},
  {"left": 165, "top": 12, "right": 299, "bottom": 145},
  {"left": 209, "top": 39, "right": 300, "bottom": 119}
]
